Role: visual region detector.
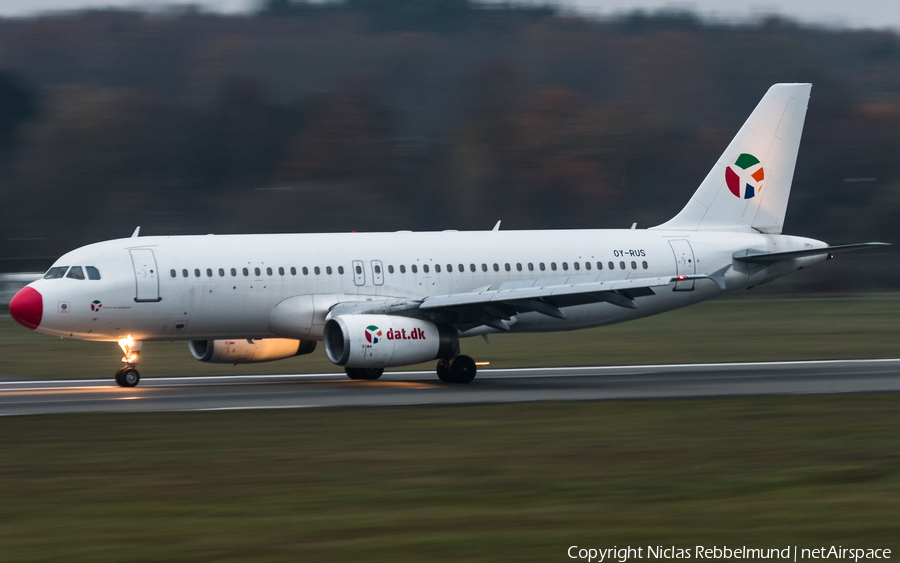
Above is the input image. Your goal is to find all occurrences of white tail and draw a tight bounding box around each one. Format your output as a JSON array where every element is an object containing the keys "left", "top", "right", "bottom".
[{"left": 653, "top": 83, "right": 811, "bottom": 233}]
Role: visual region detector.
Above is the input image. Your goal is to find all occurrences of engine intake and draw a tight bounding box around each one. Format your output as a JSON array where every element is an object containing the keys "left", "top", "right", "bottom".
[
  {"left": 324, "top": 314, "right": 457, "bottom": 368},
  {"left": 189, "top": 338, "right": 316, "bottom": 364}
]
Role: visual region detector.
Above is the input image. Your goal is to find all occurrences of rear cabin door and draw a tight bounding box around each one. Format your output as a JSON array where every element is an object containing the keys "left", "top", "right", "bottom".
[
  {"left": 352, "top": 260, "right": 366, "bottom": 286},
  {"left": 668, "top": 239, "right": 696, "bottom": 291},
  {"left": 371, "top": 260, "right": 384, "bottom": 286},
  {"left": 129, "top": 248, "right": 161, "bottom": 302}
]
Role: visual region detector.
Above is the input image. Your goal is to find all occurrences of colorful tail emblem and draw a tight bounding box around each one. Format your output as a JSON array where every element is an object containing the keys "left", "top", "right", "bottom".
[{"left": 725, "top": 153, "right": 765, "bottom": 199}]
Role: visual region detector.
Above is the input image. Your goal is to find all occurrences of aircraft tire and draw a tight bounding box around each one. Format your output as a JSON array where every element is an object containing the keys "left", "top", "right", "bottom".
[
  {"left": 119, "top": 368, "right": 140, "bottom": 388},
  {"left": 114, "top": 367, "right": 126, "bottom": 387},
  {"left": 436, "top": 358, "right": 452, "bottom": 382},
  {"left": 447, "top": 355, "right": 477, "bottom": 384},
  {"left": 345, "top": 367, "right": 384, "bottom": 380}
]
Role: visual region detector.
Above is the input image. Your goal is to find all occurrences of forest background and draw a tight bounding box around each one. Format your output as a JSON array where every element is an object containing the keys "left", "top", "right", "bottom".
[{"left": 0, "top": 0, "right": 897, "bottom": 292}]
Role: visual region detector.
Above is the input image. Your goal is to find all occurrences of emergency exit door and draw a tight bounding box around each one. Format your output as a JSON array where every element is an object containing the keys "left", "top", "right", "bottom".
[
  {"left": 669, "top": 239, "right": 696, "bottom": 291},
  {"left": 352, "top": 260, "right": 366, "bottom": 286},
  {"left": 129, "top": 248, "right": 161, "bottom": 302}
]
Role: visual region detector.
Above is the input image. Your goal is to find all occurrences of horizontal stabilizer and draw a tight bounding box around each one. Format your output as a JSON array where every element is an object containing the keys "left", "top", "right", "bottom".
[{"left": 733, "top": 242, "right": 891, "bottom": 263}]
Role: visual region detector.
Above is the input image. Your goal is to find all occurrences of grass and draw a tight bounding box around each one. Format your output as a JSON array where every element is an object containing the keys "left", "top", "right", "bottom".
[
  {"left": 0, "top": 396, "right": 898, "bottom": 561},
  {"left": 2, "top": 296, "right": 900, "bottom": 380}
]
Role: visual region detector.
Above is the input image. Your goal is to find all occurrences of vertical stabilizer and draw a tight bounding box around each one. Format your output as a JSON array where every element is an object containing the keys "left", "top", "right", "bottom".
[{"left": 653, "top": 83, "right": 811, "bottom": 233}]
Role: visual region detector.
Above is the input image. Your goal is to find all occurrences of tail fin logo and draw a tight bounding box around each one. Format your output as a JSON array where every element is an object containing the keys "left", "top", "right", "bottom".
[{"left": 725, "top": 153, "right": 765, "bottom": 199}]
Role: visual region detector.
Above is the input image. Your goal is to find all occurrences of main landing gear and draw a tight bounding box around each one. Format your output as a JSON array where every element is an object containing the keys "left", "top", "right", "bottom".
[
  {"left": 115, "top": 336, "right": 142, "bottom": 388},
  {"left": 345, "top": 367, "right": 384, "bottom": 380},
  {"left": 436, "top": 355, "right": 477, "bottom": 384}
]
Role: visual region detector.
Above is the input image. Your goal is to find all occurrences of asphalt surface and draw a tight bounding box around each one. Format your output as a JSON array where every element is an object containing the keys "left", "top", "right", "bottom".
[{"left": 1, "top": 359, "right": 899, "bottom": 416}]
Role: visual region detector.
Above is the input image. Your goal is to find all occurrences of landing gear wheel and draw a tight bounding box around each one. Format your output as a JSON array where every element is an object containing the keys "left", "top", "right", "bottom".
[
  {"left": 345, "top": 367, "right": 384, "bottom": 380},
  {"left": 445, "top": 355, "right": 477, "bottom": 384},
  {"left": 436, "top": 358, "right": 452, "bottom": 382},
  {"left": 118, "top": 368, "right": 140, "bottom": 388},
  {"left": 114, "top": 367, "right": 126, "bottom": 386}
]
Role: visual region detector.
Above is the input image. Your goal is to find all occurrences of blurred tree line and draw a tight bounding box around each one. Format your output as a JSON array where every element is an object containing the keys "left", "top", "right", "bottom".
[{"left": 0, "top": 1, "right": 897, "bottom": 289}]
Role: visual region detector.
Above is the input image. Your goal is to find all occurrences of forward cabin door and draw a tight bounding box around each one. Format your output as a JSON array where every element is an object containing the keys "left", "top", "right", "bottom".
[
  {"left": 371, "top": 260, "right": 384, "bottom": 286},
  {"left": 352, "top": 260, "right": 366, "bottom": 286},
  {"left": 668, "top": 240, "right": 696, "bottom": 291},
  {"left": 129, "top": 248, "right": 161, "bottom": 302}
]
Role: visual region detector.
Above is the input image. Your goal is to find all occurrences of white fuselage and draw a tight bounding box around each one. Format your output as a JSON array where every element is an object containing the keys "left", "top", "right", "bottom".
[{"left": 25, "top": 228, "right": 827, "bottom": 343}]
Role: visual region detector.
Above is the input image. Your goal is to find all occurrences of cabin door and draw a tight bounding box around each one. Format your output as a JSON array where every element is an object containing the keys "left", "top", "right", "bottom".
[
  {"left": 668, "top": 240, "right": 696, "bottom": 291},
  {"left": 129, "top": 248, "right": 161, "bottom": 302}
]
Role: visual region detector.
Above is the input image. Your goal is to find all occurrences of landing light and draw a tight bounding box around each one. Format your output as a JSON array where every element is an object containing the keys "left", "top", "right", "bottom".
[{"left": 475, "top": 362, "right": 490, "bottom": 366}]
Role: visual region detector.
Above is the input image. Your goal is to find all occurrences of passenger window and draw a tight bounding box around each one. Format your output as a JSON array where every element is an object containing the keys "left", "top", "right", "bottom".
[
  {"left": 423, "top": 265, "right": 429, "bottom": 273},
  {"left": 388, "top": 265, "right": 395, "bottom": 274},
  {"left": 597, "top": 262, "right": 603, "bottom": 270},
  {"left": 528, "top": 263, "right": 534, "bottom": 271},
  {"left": 355, "top": 265, "right": 362, "bottom": 274},
  {"left": 435, "top": 265, "right": 441, "bottom": 273},
  {"left": 195, "top": 269, "right": 201, "bottom": 277},
  {"left": 291, "top": 267, "right": 297, "bottom": 275},
  {"left": 231, "top": 268, "right": 237, "bottom": 276},
  {"left": 374, "top": 265, "right": 381, "bottom": 274},
  {"left": 458, "top": 264, "right": 464, "bottom": 272},
  {"left": 573, "top": 262, "right": 580, "bottom": 271},
  {"left": 170, "top": 269, "right": 177, "bottom": 278},
  {"left": 504, "top": 263, "right": 510, "bottom": 272},
  {"left": 44, "top": 266, "right": 69, "bottom": 279},
  {"left": 301, "top": 267, "right": 307, "bottom": 275},
  {"left": 243, "top": 268, "right": 249, "bottom": 276},
  {"left": 219, "top": 268, "right": 225, "bottom": 277},
  {"left": 551, "top": 263, "right": 557, "bottom": 271},
  {"left": 314, "top": 267, "right": 320, "bottom": 275},
  {"left": 493, "top": 263, "right": 499, "bottom": 272},
  {"left": 446, "top": 264, "right": 452, "bottom": 273},
  {"left": 338, "top": 266, "right": 344, "bottom": 275},
  {"left": 619, "top": 261, "right": 626, "bottom": 270},
  {"left": 412, "top": 265, "right": 418, "bottom": 273},
  {"left": 585, "top": 262, "right": 591, "bottom": 270},
  {"left": 516, "top": 263, "right": 522, "bottom": 271},
  {"left": 631, "top": 261, "right": 637, "bottom": 270},
  {"left": 326, "top": 267, "right": 332, "bottom": 275},
  {"left": 642, "top": 261, "right": 648, "bottom": 269},
  {"left": 66, "top": 266, "right": 85, "bottom": 280},
  {"left": 400, "top": 265, "right": 406, "bottom": 273},
  {"left": 539, "top": 263, "right": 545, "bottom": 271},
  {"left": 278, "top": 267, "right": 284, "bottom": 276},
  {"left": 206, "top": 268, "right": 213, "bottom": 277},
  {"left": 254, "top": 267, "right": 261, "bottom": 276},
  {"left": 267, "top": 267, "right": 273, "bottom": 276},
  {"left": 608, "top": 261, "right": 615, "bottom": 270},
  {"left": 183, "top": 269, "right": 189, "bottom": 278},
  {"left": 86, "top": 266, "right": 101, "bottom": 280},
  {"left": 470, "top": 264, "right": 476, "bottom": 272},
  {"left": 563, "top": 262, "right": 569, "bottom": 271},
  {"left": 481, "top": 264, "right": 487, "bottom": 272}
]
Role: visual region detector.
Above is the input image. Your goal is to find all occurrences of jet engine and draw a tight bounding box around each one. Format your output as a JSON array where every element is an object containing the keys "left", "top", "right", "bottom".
[
  {"left": 324, "top": 314, "right": 457, "bottom": 368},
  {"left": 189, "top": 338, "right": 316, "bottom": 364}
]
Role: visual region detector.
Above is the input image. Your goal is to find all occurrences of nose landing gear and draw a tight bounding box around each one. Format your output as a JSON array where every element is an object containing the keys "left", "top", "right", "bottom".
[{"left": 115, "top": 336, "right": 142, "bottom": 387}]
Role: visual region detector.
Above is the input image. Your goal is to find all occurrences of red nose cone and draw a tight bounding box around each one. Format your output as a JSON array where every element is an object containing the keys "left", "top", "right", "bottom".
[{"left": 9, "top": 286, "right": 43, "bottom": 330}]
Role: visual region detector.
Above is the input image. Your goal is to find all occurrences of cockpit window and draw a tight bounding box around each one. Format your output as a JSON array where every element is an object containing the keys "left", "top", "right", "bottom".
[
  {"left": 44, "top": 266, "right": 68, "bottom": 279},
  {"left": 86, "top": 266, "right": 101, "bottom": 280},
  {"left": 66, "top": 266, "right": 85, "bottom": 280}
]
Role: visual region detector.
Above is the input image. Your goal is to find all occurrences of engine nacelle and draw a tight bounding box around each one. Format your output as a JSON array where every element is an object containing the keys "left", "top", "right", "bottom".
[
  {"left": 189, "top": 338, "right": 316, "bottom": 364},
  {"left": 324, "top": 314, "right": 457, "bottom": 368}
]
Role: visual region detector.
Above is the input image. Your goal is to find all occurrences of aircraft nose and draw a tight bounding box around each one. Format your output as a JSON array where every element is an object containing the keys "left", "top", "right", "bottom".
[{"left": 9, "top": 286, "right": 43, "bottom": 330}]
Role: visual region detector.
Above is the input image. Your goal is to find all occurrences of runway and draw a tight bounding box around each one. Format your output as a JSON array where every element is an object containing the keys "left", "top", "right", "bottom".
[{"left": 1, "top": 359, "right": 899, "bottom": 416}]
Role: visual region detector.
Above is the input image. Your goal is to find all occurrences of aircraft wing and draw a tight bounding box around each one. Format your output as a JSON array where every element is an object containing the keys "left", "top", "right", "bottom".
[
  {"left": 733, "top": 242, "right": 891, "bottom": 263},
  {"left": 327, "top": 273, "right": 722, "bottom": 332}
]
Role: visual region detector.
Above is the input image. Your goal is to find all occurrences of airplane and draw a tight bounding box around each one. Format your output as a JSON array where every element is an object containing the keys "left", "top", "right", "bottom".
[{"left": 7, "top": 83, "right": 889, "bottom": 387}]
